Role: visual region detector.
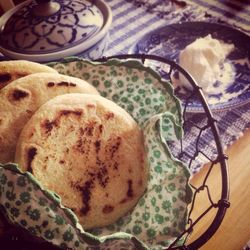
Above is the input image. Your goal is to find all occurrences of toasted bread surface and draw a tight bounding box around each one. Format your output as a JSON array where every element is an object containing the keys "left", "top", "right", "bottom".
[
  {"left": 15, "top": 93, "right": 148, "bottom": 229},
  {"left": 0, "top": 73, "right": 99, "bottom": 163},
  {"left": 0, "top": 60, "right": 58, "bottom": 89}
]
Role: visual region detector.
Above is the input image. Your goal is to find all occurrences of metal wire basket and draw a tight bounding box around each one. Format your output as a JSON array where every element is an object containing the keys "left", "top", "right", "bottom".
[
  {"left": 97, "top": 54, "right": 230, "bottom": 250},
  {"left": 0, "top": 54, "right": 229, "bottom": 250}
]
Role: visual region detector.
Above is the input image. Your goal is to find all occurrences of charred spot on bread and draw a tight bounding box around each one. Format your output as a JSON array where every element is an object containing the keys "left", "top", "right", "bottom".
[
  {"left": 87, "top": 172, "right": 95, "bottom": 178},
  {"left": 99, "top": 124, "right": 103, "bottom": 133},
  {"left": 42, "top": 119, "right": 58, "bottom": 134},
  {"left": 94, "top": 140, "right": 101, "bottom": 154},
  {"left": 82, "top": 122, "right": 96, "bottom": 136},
  {"left": 108, "top": 136, "right": 122, "bottom": 158},
  {"left": 127, "top": 179, "right": 133, "bottom": 198},
  {"left": 42, "top": 110, "right": 83, "bottom": 135},
  {"left": 105, "top": 112, "right": 115, "bottom": 120},
  {"left": 57, "top": 81, "right": 68, "bottom": 86},
  {"left": 59, "top": 109, "right": 83, "bottom": 116},
  {"left": 113, "top": 161, "right": 118, "bottom": 170},
  {"left": 96, "top": 158, "right": 109, "bottom": 188},
  {"left": 78, "top": 180, "right": 94, "bottom": 216},
  {"left": 75, "top": 138, "right": 84, "bottom": 153},
  {"left": 0, "top": 73, "right": 28, "bottom": 89},
  {"left": 11, "top": 89, "right": 29, "bottom": 101},
  {"left": 47, "top": 82, "right": 55, "bottom": 87},
  {"left": 56, "top": 81, "right": 77, "bottom": 87},
  {"left": 86, "top": 126, "right": 94, "bottom": 136},
  {"left": 47, "top": 81, "right": 77, "bottom": 88},
  {"left": 97, "top": 166, "right": 109, "bottom": 188},
  {"left": 0, "top": 73, "right": 11, "bottom": 83},
  {"left": 119, "top": 180, "right": 134, "bottom": 204},
  {"left": 27, "top": 147, "right": 37, "bottom": 173},
  {"left": 102, "top": 205, "right": 114, "bottom": 214}
]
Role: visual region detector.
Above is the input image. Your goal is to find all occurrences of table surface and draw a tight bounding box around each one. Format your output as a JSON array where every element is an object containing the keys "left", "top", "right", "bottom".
[{"left": 188, "top": 128, "right": 250, "bottom": 250}]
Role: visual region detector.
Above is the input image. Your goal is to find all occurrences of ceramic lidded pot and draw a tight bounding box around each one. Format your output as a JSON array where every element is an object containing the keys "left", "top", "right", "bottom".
[{"left": 0, "top": 0, "right": 112, "bottom": 62}]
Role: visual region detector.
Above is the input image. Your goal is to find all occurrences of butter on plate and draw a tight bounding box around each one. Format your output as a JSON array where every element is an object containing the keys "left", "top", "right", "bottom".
[{"left": 179, "top": 34, "right": 234, "bottom": 93}]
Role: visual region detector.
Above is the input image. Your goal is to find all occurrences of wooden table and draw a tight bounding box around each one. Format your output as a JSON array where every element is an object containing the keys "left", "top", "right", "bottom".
[{"left": 188, "top": 128, "right": 250, "bottom": 249}]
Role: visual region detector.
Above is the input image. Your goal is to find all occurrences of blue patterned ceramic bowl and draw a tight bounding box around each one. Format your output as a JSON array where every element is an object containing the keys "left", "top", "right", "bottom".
[{"left": 0, "top": 0, "right": 112, "bottom": 62}]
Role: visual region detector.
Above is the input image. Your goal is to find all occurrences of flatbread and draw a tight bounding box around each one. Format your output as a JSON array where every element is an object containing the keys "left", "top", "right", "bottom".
[
  {"left": 0, "top": 60, "right": 58, "bottom": 89},
  {"left": 0, "top": 73, "right": 99, "bottom": 163},
  {"left": 15, "top": 93, "right": 148, "bottom": 229}
]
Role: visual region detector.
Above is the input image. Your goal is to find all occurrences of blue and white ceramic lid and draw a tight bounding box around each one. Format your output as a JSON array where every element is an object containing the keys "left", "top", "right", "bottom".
[{"left": 0, "top": 0, "right": 112, "bottom": 61}]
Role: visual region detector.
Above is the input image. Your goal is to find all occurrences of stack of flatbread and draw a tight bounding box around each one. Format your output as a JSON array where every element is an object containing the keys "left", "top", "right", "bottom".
[{"left": 0, "top": 60, "right": 148, "bottom": 229}]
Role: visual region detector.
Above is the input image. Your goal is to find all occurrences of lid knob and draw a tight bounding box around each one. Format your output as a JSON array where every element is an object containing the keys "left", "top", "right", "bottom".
[{"left": 32, "top": 0, "right": 60, "bottom": 17}]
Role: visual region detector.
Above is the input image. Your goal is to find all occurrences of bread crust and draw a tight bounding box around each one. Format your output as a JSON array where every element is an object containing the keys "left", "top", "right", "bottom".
[
  {"left": 15, "top": 93, "right": 148, "bottom": 229},
  {"left": 0, "top": 60, "right": 58, "bottom": 89},
  {"left": 0, "top": 73, "right": 99, "bottom": 163}
]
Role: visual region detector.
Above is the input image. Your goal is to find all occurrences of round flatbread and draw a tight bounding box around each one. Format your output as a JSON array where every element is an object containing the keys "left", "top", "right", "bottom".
[
  {"left": 0, "top": 60, "right": 58, "bottom": 89},
  {"left": 0, "top": 73, "right": 99, "bottom": 163},
  {"left": 15, "top": 93, "right": 148, "bottom": 229}
]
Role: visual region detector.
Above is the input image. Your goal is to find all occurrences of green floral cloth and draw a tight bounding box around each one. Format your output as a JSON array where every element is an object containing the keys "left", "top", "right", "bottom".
[{"left": 0, "top": 58, "right": 192, "bottom": 249}]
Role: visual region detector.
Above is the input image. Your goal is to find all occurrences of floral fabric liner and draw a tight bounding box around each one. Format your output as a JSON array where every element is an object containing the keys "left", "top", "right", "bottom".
[{"left": 0, "top": 58, "right": 192, "bottom": 249}]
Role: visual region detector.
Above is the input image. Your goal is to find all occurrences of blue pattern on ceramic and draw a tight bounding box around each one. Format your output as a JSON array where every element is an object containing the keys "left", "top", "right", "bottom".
[
  {"left": 131, "top": 22, "right": 250, "bottom": 112},
  {"left": 77, "top": 33, "right": 109, "bottom": 60},
  {"left": 0, "top": 0, "right": 103, "bottom": 54}
]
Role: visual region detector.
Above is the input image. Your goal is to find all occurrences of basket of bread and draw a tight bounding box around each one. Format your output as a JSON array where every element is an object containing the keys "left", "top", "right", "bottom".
[{"left": 0, "top": 57, "right": 194, "bottom": 250}]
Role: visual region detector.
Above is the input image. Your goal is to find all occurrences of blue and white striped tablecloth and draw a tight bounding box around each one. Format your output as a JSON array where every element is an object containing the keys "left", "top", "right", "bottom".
[{"left": 104, "top": 0, "right": 250, "bottom": 173}]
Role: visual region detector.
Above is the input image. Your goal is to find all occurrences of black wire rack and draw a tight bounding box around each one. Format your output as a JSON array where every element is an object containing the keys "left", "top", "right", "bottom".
[
  {"left": 97, "top": 54, "right": 230, "bottom": 250},
  {"left": 0, "top": 54, "right": 230, "bottom": 250}
]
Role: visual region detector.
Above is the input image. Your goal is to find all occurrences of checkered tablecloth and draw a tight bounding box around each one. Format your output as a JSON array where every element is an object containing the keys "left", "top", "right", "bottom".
[{"left": 104, "top": 0, "right": 250, "bottom": 174}]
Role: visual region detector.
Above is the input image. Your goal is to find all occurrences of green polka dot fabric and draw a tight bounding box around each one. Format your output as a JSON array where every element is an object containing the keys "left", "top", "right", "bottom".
[
  {"left": 49, "top": 58, "right": 182, "bottom": 129},
  {"left": 0, "top": 164, "right": 148, "bottom": 250},
  {"left": 0, "top": 58, "right": 192, "bottom": 250}
]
